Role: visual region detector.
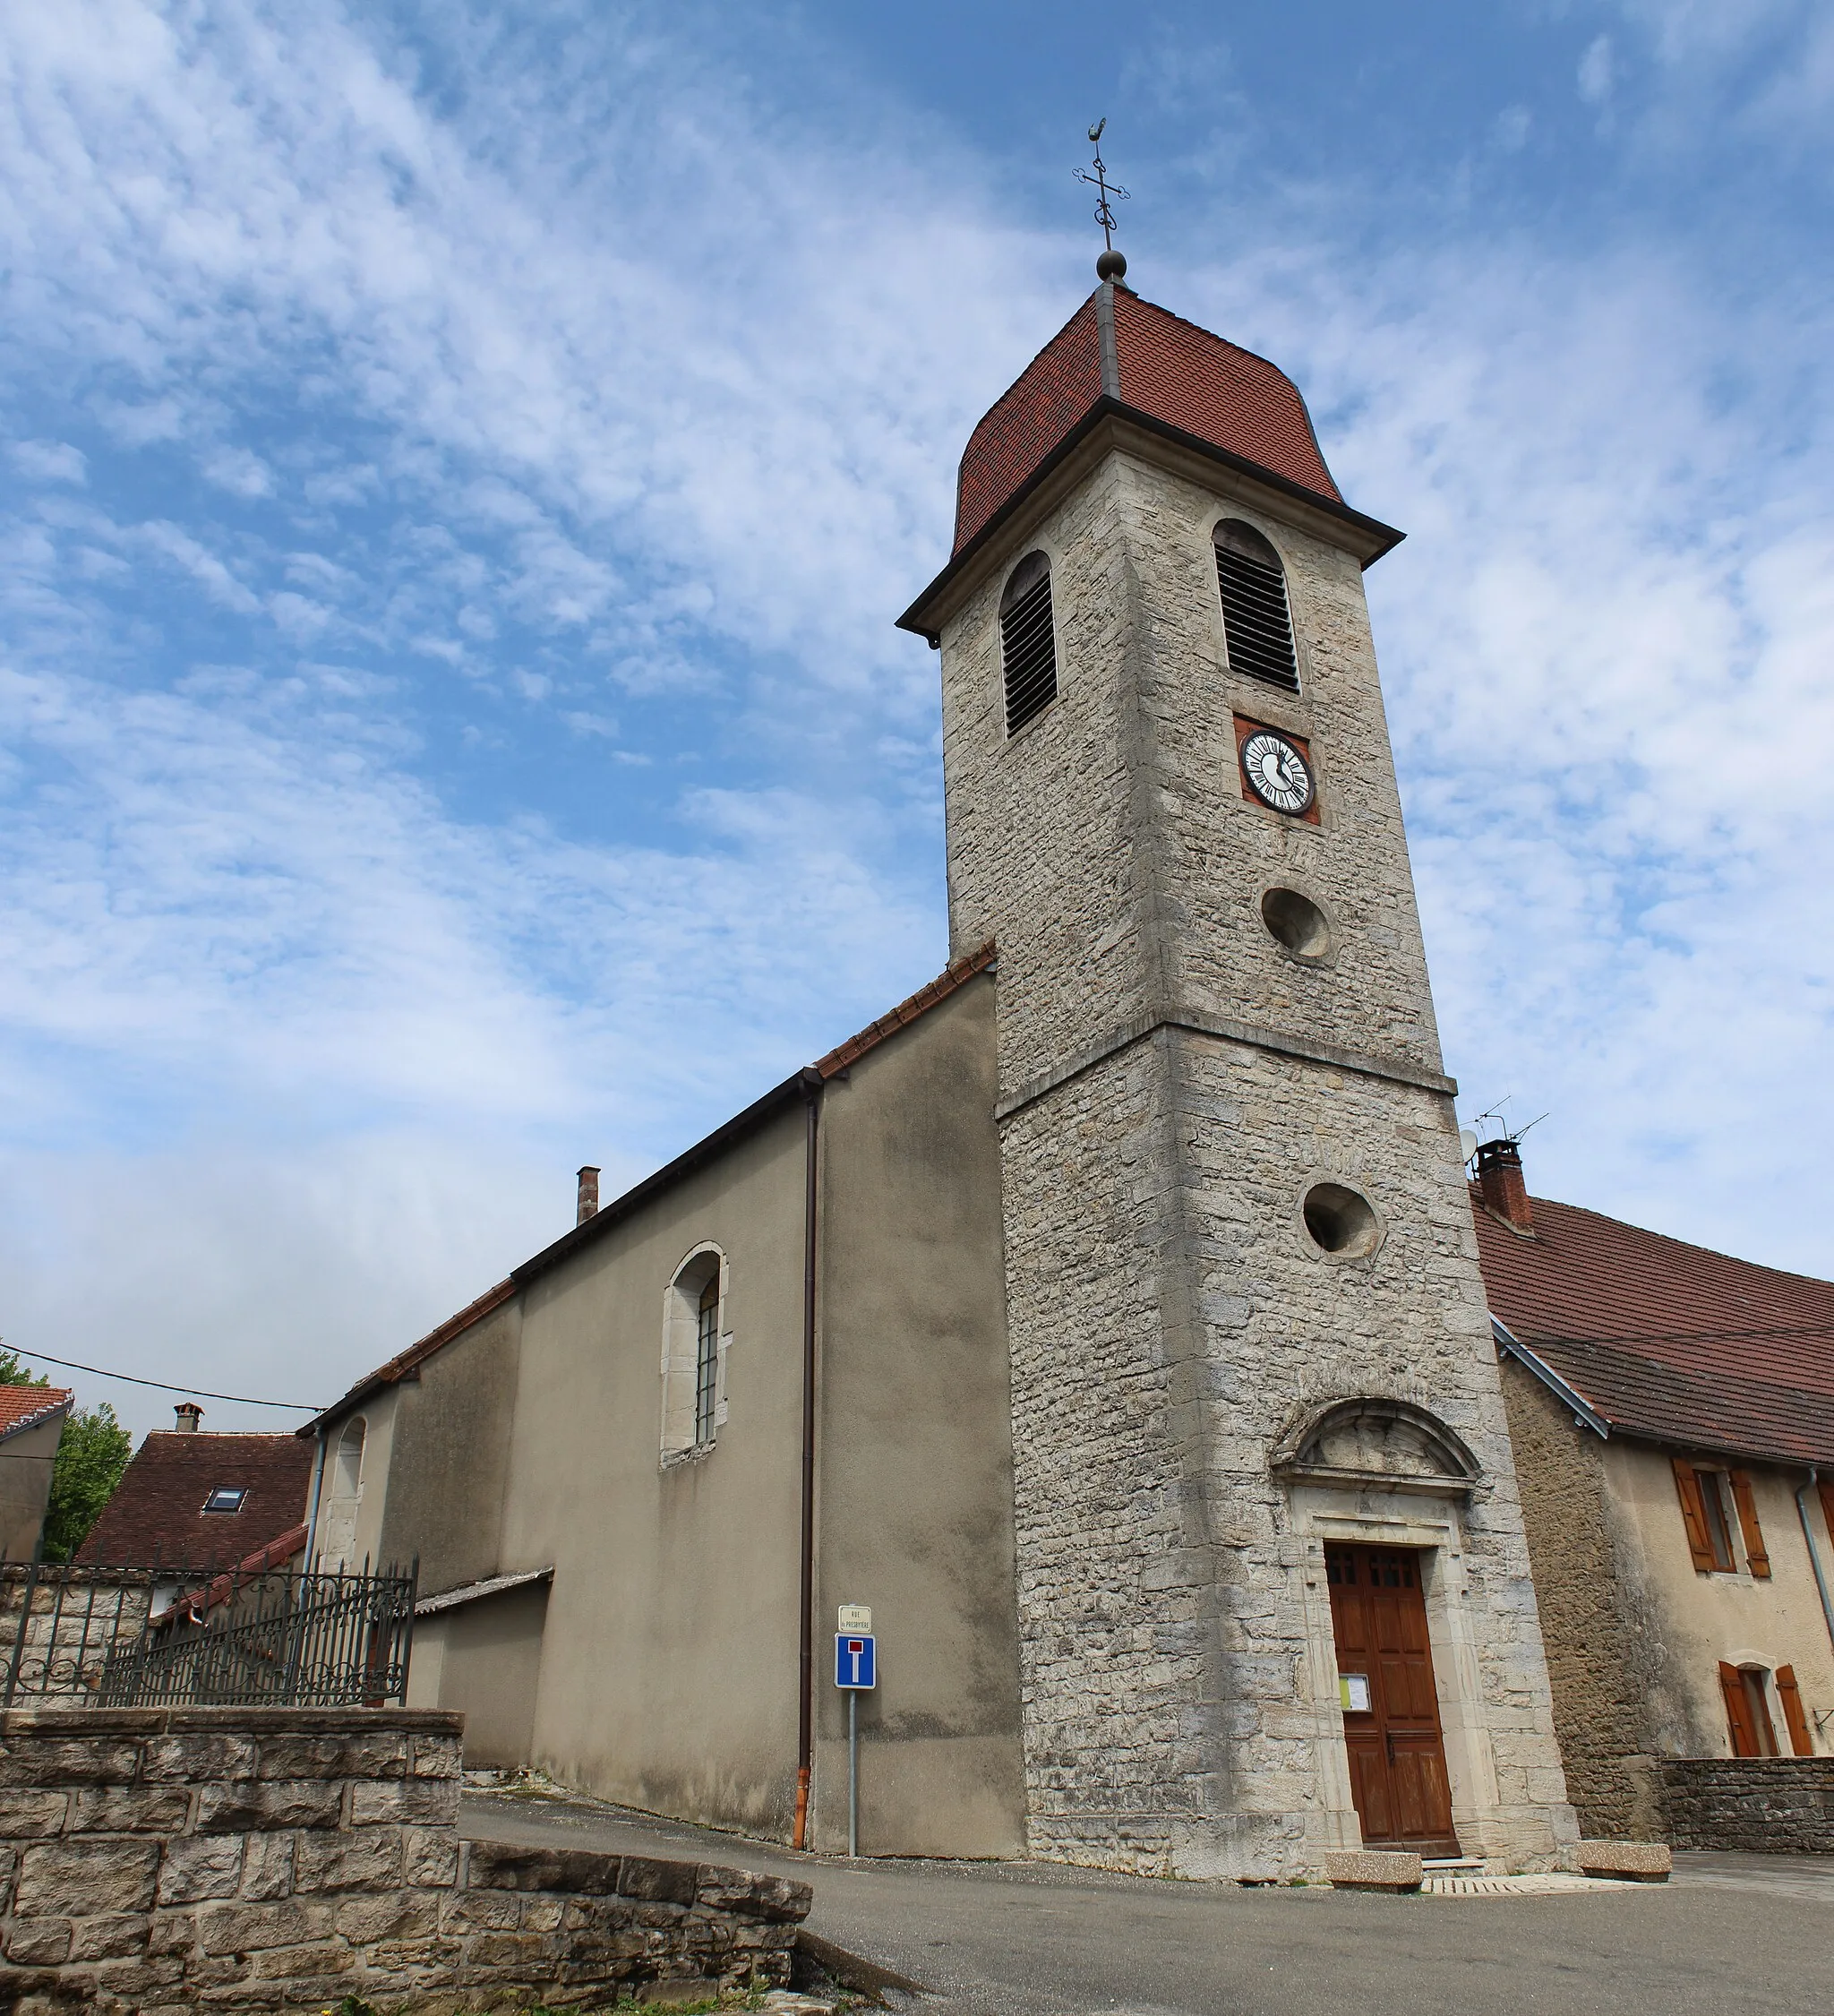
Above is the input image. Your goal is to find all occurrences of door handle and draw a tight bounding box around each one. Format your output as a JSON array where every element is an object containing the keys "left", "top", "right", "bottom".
[{"left": 1385, "top": 1731, "right": 1396, "bottom": 1766}]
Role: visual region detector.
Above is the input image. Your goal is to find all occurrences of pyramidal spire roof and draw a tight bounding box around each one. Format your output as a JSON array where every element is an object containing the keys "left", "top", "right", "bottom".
[{"left": 955, "top": 285, "right": 1342, "bottom": 554}]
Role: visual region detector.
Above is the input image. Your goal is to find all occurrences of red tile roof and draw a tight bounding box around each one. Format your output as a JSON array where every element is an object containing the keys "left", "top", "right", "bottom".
[
  {"left": 168, "top": 1522, "right": 310, "bottom": 1623},
  {"left": 76, "top": 1432, "right": 313, "bottom": 1568},
  {"left": 953, "top": 287, "right": 1342, "bottom": 556},
  {"left": 1474, "top": 1190, "right": 1834, "bottom": 1465},
  {"left": 0, "top": 1385, "right": 73, "bottom": 1439}
]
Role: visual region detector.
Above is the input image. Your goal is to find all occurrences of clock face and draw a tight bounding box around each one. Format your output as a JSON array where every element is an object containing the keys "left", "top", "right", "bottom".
[{"left": 1239, "top": 728, "right": 1316, "bottom": 816}]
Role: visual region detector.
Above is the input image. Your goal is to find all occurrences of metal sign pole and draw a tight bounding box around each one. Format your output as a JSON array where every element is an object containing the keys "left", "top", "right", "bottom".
[{"left": 848, "top": 1689, "right": 859, "bottom": 1857}]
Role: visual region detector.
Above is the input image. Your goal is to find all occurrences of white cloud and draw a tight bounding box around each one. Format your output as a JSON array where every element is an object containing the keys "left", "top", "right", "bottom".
[
  {"left": 201, "top": 446, "right": 276, "bottom": 497},
  {"left": 1493, "top": 106, "right": 1532, "bottom": 152},
  {"left": 1579, "top": 35, "right": 1616, "bottom": 105},
  {"left": 12, "top": 441, "right": 86, "bottom": 484},
  {"left": 1, "top": 0, "right": 1832, "bottom": 1437}
]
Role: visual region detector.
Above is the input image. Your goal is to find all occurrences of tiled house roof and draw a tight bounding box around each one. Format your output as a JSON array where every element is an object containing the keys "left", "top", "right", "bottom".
[
  {"left": 77, "top": 1432, "right": 313, "bottom": 1567},
  {"left": 0, "top": 1385, "right": 73, "bottom": 1439},
  {"left": 1474, "top": 1191, "right": 1834, "bottom": 1466},
  {"left": 952, "top": 287, "right": 1344, "bottom": 555}
]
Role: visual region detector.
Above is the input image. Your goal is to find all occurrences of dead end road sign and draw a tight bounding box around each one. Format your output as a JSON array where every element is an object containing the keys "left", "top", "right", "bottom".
[{"left": 835, "top": 1633, "right": 876, "bottom": 1689}]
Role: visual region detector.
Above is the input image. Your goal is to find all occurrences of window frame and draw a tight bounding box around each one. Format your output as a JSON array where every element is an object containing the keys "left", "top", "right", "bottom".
[
  {"left": 201, "top": 1486, "right": 247, "bottom": 1514},
  {"left": 694, "top": 1273, "right": 720, "bottom": 1447},
  {"left": 661, "top": 1244, "right": 729, "bottom": 1462}
]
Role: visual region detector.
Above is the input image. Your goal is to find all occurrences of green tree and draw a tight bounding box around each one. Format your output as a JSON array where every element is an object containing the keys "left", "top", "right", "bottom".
[
  {"left": 0, "top": 1347, "right": 133, "bottom": 1562},
  {"left": 42, "top": 1405, "right": 133, "bottom": 1562}
]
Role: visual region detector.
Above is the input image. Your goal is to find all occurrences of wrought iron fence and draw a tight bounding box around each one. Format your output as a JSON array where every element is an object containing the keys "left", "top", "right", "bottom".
[{"left": 0, "top": 1555, "right": 416, "bottom": 1710}]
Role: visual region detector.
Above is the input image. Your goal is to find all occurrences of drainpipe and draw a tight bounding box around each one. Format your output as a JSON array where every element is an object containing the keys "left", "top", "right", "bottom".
[
  {"left": 1795, "top": 1469, "right": 1834, "bottom": 1658},
  {"left": 302, "top": 1428, "right": 328, "bottom": 1570},
  {"left": 792, "top": 1068, "right": 823, "bottom": 1849}
]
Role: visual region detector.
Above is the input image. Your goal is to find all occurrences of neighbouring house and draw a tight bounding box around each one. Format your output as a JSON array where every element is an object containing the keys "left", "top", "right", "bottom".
[
  {"left": 0, "top": 1385, "right": 73, "bottom": 1561},
  {"left": 78, "top": 1403, "right": 313, "bottom": 1583},
  {"left": 1477, "top": 1137, "right": 1834, "bottom": 1841},
  {"left": 297, "top": 266, "right": 1584, "bottom": 1880}
]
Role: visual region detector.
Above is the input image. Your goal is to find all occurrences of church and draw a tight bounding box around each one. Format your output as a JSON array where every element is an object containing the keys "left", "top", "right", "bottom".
[{"left": 296, "top": 259, "right": 1586, "bottom": 1880}]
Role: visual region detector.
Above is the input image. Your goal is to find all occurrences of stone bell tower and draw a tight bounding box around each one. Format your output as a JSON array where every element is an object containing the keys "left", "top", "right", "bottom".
[{"left": 898, "top": 270, "right": 1576, "bottom": 1878}]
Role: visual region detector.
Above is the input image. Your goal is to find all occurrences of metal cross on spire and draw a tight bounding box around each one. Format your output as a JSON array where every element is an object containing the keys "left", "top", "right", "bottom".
[{"left": 1075, "top": 117, "right": 1129, "bottom": 282}]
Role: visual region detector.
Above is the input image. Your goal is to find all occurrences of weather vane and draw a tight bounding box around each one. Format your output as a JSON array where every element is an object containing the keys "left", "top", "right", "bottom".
[{"left": 1075, "top": 117, "right": 1129, "bottom": 282}]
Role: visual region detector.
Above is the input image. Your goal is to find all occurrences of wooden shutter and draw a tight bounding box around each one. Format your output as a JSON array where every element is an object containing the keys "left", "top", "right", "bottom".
[
  {"left": 1729, "top": 1471, "right": 1771, "bottom": 1578},
  {"left": 1719, "top": 1660, "right": 1761, "bottom": 1757},
  {"left": 1674, "top": 1458, "right": 1718, "bottom": 1572},
  {"left": 1776, "top": 1666, "right": 1813, "bottom": 1757},
  {"left": 1820, "top": 1479, "right": 1834, "bottom": 1550}
]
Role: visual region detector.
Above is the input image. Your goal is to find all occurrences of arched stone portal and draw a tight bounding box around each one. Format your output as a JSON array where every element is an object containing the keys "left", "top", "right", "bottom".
[{"left": 1272, "top": 1395, "right": 1520, "bottom": 1864}]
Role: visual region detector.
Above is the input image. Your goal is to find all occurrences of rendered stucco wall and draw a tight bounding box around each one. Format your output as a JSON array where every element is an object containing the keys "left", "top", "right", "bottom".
[
  {"left": 413, "top": 1580, "right": 550, "bottom": 1771},
  {"left": 1501, "top": 1356, "right": 1834, "bottom": 1838},
  {"left": 0, "top": 1417, "right": 62, "bottom": 1562},
  {"left": 377, "top": 1299, "right": 523, "bottom": 1597},
  {"left": 1607, "top": 1441, "right": 1834, "bottom": 1760},
  {"left": 501, "top": 1102, "right": 810, "bottom": 1836},
  {"left": 813, "top": 973, "right": 1025, "bottom": 1857},
  {"left": 310, "top": 1387, "right": 401, "bottom": 1574}
]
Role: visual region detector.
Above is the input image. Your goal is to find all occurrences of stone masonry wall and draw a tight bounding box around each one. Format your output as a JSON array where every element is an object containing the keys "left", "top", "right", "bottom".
[
  {"left": 0, "top": 1709, "right": 809, "bottom": 2014},
  {"left": 938, "top": 407, "right": 1575, "bottom": 1878},
  {"left": 1497, "top": 1360, "right": 1676, "bottom": 1839},
  {"left": 1653, "top": 1758, "right": 1834, "bottom": 1852}
]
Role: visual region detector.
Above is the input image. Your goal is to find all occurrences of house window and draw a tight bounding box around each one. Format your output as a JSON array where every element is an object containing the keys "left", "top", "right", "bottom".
[
  {"left": 662, "top": 1247, "right": 726, "bottom": 1458},
  {"left": 695, "top": 1274, "right": 720, "bottom": 1446},
  {"left": 202, "top": 1487, "right": 246, "bottom": 1514},
  {"left": 1214, "top": 519, "right": 1300, "bottom": 693},
  {"left": 1718, "top": 1662, "right": 1780, "bottom": 1757},
  {"left": 1673, "top": 1458, "right": 1770, "bottom": 1576},
  {"left": 1000, "top": 552, "right": 1057, "bottom": 734}
]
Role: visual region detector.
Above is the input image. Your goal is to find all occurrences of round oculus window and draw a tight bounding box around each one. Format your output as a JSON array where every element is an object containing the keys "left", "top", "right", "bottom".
[{"left": 1239, "top": 728, "right": 1316, "bottom": 816}]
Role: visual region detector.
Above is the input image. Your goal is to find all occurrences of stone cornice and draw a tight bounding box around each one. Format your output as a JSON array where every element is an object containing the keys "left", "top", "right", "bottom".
[{"left": 993, "top": 1005, "right": 1456, "bottom": 1121}]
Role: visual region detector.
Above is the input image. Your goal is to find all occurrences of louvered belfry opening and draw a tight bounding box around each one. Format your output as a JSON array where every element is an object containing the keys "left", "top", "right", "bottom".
[
  {"left": 1214, "top": 519, "right": 1300, "bottom": 693},
  {"left": 1000, "top": 550, "right": 1058, "bottom": 734}
]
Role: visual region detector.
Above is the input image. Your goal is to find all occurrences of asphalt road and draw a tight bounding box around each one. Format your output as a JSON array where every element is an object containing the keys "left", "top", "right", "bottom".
[{"left": 461, "top": 1790, "right": 1833, "bottom": 2016}]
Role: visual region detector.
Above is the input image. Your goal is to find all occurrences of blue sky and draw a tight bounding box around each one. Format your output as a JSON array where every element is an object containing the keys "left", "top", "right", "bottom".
[{"left": 4, "top": 1, "right": 1832, "bottom": 1437}]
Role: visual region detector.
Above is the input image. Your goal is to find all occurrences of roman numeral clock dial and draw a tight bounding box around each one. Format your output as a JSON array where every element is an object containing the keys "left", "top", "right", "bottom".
[{"left": 1239, "top": 727, "right": 1316, "bottom": 817}]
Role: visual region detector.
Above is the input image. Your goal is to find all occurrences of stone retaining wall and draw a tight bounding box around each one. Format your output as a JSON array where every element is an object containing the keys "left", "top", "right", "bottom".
[
  {"left": 1650, "top": 1757, "right": 1834, "bottom": 1853},
  {"left": 0, "top": 1708, "right": 810, "bottom": 2013}
]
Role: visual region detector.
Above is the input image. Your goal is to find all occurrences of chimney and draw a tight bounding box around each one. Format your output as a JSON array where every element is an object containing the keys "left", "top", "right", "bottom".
[
  {"left": 577, "top": 1165, "right": 600, "bottom": 1225},
  {"left": 1475, "top": 1137, "right": 1534, "bottom": 1236},
  {"left": 173, "top": 1403, "right": 203, "bottom": 1432}
]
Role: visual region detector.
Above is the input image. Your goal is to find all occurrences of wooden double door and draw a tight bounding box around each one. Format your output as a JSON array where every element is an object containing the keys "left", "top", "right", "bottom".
[{"left": 1325, "top": 1544, "right": 1460, "bottom": 1857}]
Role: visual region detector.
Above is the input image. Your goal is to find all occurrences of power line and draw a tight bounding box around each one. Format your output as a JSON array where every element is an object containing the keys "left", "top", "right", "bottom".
[{"left": 3, "top": 1349, "right": 320, "bottom": 1412}]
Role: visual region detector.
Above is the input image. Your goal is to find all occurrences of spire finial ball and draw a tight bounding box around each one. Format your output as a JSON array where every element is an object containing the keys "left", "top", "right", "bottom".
[{"left": 1096, "top": 249, "right": 1127, "bottom": 283}]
